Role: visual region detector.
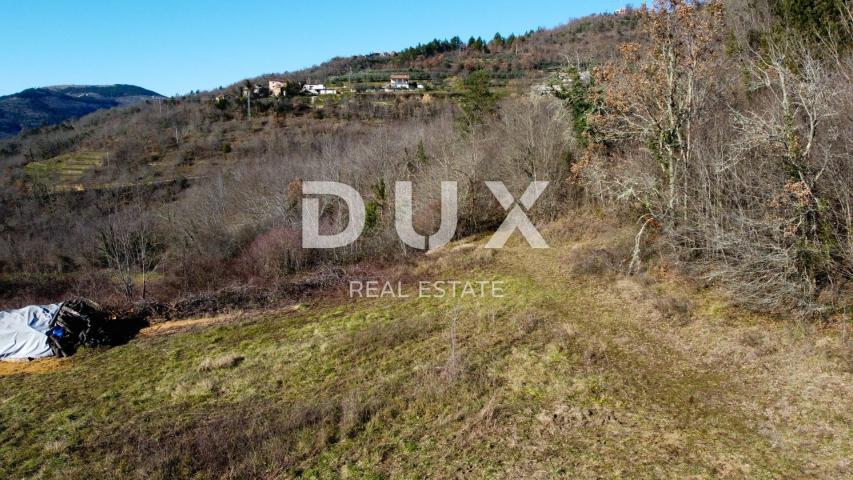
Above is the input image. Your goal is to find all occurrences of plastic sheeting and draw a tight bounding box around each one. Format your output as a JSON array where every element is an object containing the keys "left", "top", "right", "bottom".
[{"left": 0, "top": 304, "right": 60, "bottom": 360}]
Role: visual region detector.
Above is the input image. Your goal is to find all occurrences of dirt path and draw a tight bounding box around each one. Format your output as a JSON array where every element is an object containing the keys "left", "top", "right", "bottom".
[
  {"left": 490, "top": 235, "right": 852, "bottom": 477},
  {"left": 139, "top": 304, "right": 303, "bottom": 337}
]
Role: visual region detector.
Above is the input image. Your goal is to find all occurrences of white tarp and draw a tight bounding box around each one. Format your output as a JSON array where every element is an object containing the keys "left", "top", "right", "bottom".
[{"left": 0, "top": 304, "right": 60, "bottom": 360}]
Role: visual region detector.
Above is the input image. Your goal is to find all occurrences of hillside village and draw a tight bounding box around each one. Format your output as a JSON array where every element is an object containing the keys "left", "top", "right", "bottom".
[
  {"left": 236, "top": 73, "right": 427, "bottom": 100},
  {"left": 219, "top": 69, "right": 578, "bottom": 125}
]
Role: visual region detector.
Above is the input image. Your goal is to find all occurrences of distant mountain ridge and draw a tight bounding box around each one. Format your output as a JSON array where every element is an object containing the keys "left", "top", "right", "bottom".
[{"left": 0, "top": 84, "right": 163, "bottom": 138}]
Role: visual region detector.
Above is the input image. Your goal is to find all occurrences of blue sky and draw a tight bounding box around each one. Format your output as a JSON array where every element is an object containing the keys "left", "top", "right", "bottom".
[{"left": 1, "top": 0, "right": 629, "bottom": 97}]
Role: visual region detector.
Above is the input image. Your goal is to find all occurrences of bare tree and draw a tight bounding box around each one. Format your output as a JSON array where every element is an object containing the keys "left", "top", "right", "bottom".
[{"left": 98, "top": 194, "right": 162, "bottom": 301}]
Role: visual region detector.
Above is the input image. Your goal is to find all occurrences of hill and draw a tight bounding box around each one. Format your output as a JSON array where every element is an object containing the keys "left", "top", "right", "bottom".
[
  {"left": 0, "top": 11, "right": 643, "bottom": 190},
  {"left": 0, "top": 1, "right": 851, "bottom": 477},
  {"left": 0, "top": 2, "right": 849, "bottom": 316},
  {"left": 0, "top": 84, "right": 163, "bottom": 138},
  {"left": 240, "top": 12, "right": 641, "bottom": 91}
]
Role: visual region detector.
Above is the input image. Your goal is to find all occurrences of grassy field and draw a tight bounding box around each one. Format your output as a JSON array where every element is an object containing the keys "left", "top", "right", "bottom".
[
  {"left": 24, "top": 151, "right": 107, "bottom": 190},
  {"left": 0, "top": 218, "right": 850, "bottom": 479}
]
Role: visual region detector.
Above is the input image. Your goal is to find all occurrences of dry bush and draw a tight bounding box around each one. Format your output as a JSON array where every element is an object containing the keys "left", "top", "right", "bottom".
[
  {"left": 565, "top": 246, "right": 622, "bottom": 275},
  {"left": 489, "top": 96, "right": 576, "bottom": 220},
  {"left": 569, "top": 1, "right": 851, "bottom": 316},
  {"left": 684, "top": 38, "right": 853, "bottom": 316},
  {"left": 234, "top": 226, "right": 306, "bottom": 280}
]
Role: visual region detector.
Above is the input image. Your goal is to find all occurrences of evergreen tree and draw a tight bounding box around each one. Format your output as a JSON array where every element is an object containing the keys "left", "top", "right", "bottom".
[
  {"left": 458, "top": 70, "right": 497, "bottom": 131},
  {"left": 772, "top": 0, "right": 850, "bottom": 45},
  {"left": 492, "top": 32, "right": 505, "bottom": 47}
]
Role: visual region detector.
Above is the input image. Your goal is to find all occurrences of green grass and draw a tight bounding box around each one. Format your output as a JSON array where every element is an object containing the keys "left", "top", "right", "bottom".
[
  {"left": 25, "top": 151, "right": 107, "bottom": 189},
  {"left": 0, "top": 227, "right": 850, "bottom": 479}
]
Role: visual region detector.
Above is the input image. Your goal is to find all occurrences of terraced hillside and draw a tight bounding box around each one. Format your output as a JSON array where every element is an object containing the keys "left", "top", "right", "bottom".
[
  {"left": 1, "top": 217, "right": 849, "bottom": 479},
  {"left": 25, "top": 151, "right": 107, "bottom": 190}
]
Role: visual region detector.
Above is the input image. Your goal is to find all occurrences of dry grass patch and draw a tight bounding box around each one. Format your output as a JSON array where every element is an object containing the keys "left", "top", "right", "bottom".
[
  {"left": 0, "top": 357, "right": 70, "bottom": 377},
  {"left": 197, "top": 354, "right": 245, "bottom": 372}
]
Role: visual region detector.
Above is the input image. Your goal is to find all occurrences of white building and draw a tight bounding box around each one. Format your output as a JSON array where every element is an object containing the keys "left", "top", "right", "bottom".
[
  {"left": 389, "top": 74, "right": 410, "bottom": 90},
  {"left": 302, "top": 84, "right": 337, "bottom": 95}
]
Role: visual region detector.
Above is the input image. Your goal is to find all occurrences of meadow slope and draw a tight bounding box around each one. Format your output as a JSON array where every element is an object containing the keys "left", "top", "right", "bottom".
[{"left": 1, "top": 216, "right": 850, "bottom": 479}]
